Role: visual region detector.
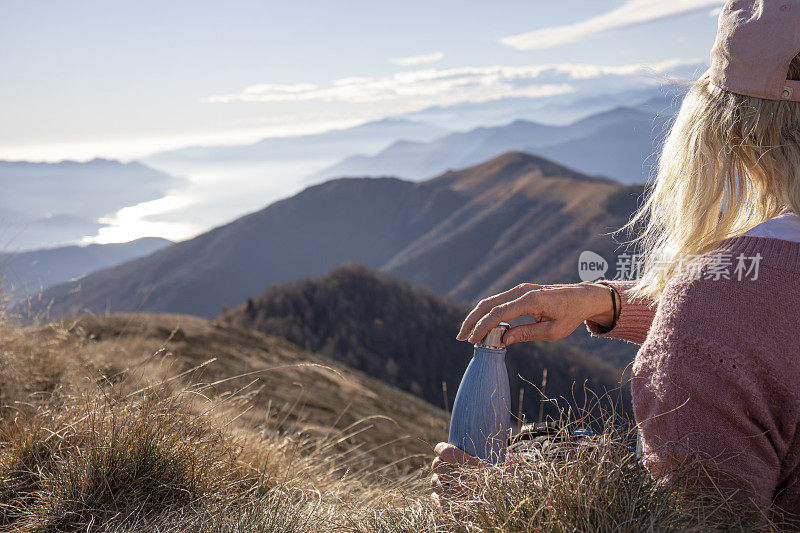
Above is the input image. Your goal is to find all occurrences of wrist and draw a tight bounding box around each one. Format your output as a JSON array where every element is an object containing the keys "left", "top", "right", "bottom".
[{"left": 580, "top": 282, "right": 618, "bottom": 327}]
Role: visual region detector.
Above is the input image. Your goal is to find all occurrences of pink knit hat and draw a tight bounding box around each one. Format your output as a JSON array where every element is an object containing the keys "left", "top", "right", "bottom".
[{"left": 709, "top": 0, "right": 800, "bottom": 101}]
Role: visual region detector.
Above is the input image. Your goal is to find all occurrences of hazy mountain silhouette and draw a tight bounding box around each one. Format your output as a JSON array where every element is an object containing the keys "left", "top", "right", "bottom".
[
  {"left": 308, "top": 106, "right": 670, "bottom": 184},
  {"left": 534, "top": 110, "right": 671, "bottom": 183},
  {"left": 0, "top": 211, "right": 101, "bottom": 253},
  {"left": 1, "top": 237, "right": 171, "bottom": 303},
  {"left": 136, "top": 119, "right": 452, "bottom": 233},
  {"left": 28, "top": 152, "right": 641, "bottom": 366},
  {"left": 0, "top": 158, "right": 184, "bottom": 250},
  {"left": 145, "top": 119, "right": 449, "bottom": 164},
  {"left": 145, "top": 88, "right": 672, "bottom": 168},
  {"left": 221, "top": 264, "right": 628, "bottom": 419},
  {"left": 398, "top": 84, "right": 686, "bottom": 131}
]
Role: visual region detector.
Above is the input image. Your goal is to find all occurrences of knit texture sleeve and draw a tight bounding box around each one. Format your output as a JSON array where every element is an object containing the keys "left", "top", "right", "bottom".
[
  {"left": 632, "top": 334, "right": 782, "bottom": 510},
  {"left": 584, "top": 280, "right": 656, "bottom": 345}
]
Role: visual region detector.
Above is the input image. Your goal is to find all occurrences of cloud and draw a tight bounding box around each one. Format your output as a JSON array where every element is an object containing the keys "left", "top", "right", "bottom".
[
  {"left": 500, "top": 0, "right": 725, "bottom": 50},
  {"left": 391, "top": 52, "right": 444, "bottom": 66},
  {"left": 203, "top": 58, "right": 701, "bottom": 106}
]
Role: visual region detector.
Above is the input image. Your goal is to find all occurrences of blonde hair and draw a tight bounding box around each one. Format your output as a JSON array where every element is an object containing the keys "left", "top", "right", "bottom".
[{"left": 624, "top": 54, "right": 800, "bottom": 302}]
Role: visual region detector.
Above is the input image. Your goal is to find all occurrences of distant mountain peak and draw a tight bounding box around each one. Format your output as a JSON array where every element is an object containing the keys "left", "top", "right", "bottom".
[
  {"left": 432, "top": 150, "right": 611, "bottom": 195},
  {"left": 481, "top": 150, "right": 561, "bottom": 168}
]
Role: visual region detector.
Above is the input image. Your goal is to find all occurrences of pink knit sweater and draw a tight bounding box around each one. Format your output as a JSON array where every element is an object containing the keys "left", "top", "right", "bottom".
[{"left": 587, "top": 235, "right": 800, "bottom": 518}]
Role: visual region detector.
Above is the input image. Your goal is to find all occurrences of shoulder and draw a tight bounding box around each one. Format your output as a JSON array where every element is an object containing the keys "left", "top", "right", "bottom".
[
  {"left": 635, "top": 244, "right": 762, "bottom": 359},
  {"left": 637, "top": 239, "right": 799, "bottom": 382},
  {"left": 657, "top": 235, "right": 797, "bottom": 325},
  {"left": 655, "top": 273, "right": 735, "bottom": 329}
]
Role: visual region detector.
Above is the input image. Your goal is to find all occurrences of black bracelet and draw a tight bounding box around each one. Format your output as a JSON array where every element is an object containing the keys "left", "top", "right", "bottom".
[
  {"left": 608, "top": 284, "right": 618, "bottom": 330},
  {"left": 593, "top": 282, "right": 619, "bottom": 334}
]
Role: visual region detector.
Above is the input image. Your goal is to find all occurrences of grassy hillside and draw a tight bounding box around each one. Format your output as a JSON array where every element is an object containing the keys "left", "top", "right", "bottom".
[
  {"left": 1, "top": 313, "right": 447, "bottom": 469},
  {"left": 0, "top": 312, "right": 448, "bottom": 530},
  {"left": 221, "top": 264, "right": 629, "bottom": 421},
  {"left": 0, "top": 313, "right": 772, "bottom": 531}
]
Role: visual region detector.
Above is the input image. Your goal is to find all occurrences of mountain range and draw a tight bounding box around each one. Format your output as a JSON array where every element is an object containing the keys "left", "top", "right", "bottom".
[
  {"left": 143, "top": 87, "right": 679, "bottom": 170},
  {"left": 133, "top": 89, "right": 683, "bottom": 238},
  {"left": 25, "top": 151, "right": 641, "bottom": 366},
  {"left": 145, "top": 118, "right": 449, "bottom": 165},
  {"left": 1, "top": 237, "right": 171, "bottom": 304},
  {"left": 398, "top": 85, "right": 685, "bottom": 131},
  {"left": 309, "top": 105, "right": 672, "bottom": 185},
  {"left": 2, "top": 90, "right": 680, "bottom": 257}
]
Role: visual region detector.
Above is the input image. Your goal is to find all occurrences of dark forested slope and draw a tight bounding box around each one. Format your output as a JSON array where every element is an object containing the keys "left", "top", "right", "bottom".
[{"left": 222, "top": 264, "right": 629, "bottom": 419}]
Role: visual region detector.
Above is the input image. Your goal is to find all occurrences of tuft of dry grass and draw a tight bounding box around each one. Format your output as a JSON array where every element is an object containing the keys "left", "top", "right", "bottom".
[
  {"left": 1, "top": 394, "right": 249, "bottom": 529},
  {"left": 0, "top": 313, "right": 787, "bottom": 532},
  {"left": 431, "top": 420, "right": 775, "bottom": 532}
]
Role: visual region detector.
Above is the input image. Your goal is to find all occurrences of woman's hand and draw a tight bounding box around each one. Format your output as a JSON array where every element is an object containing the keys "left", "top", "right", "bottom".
[
  {"left": 430, "top": 442, "right": 484, "bottom": 509},
  {"left": 456, "top": 282, "right": 617, "bottom": 347}
]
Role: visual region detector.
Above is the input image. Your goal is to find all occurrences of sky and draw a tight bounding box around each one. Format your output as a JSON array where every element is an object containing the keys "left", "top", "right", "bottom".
[{"left": 0, "top": 0, "right": 724, "bottom": 163}]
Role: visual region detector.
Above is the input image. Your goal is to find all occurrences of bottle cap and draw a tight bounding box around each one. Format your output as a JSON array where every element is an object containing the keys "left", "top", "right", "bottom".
[{"left": 475, "top": 322, "right": 510, "bottom": 349}]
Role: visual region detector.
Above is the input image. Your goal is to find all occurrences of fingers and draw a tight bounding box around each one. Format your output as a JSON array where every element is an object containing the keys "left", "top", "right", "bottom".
[
  {"left": 502, "top": 321, "right": 557, "bottom": 344},
  {"left": 430, "top": 491, "right": 442, "bottom": 510},
  {"left": 431, "top": 442, "right": 487, "bottom": 509},
  {"left": 433, "top": 441, "right": 452, "bottom": 457},
  {"left": 456, "top": 284, "right": 535, "bottom": 341},
  {"left": 434, "top": 442, "right": 482, "bottom": 467},
  {"left": 432, "top": 443, "right": 481, "bottom": 487},
  {"left": 431, "top": 469, "right": 456, "bottom": 501},
  {"left": 431, "top": 456, "right": 449, "bottom": 477},
  {"left": 467, "top": 291, "right": 536, "bottom": 344},
  {"left": 431, "top": 472, "right": 463, "bottom": 507},
  {"left": 432, "top": 445, "right": 464, "bottom": 490}
]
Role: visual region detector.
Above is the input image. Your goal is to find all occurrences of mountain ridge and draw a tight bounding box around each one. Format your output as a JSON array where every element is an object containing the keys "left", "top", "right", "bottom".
[
  {"left": 25, "top": 151, "right": 642, "bottom": 368},
  {"left": 307, "top": 105, "right": 666, "bottom": 184},
  {"left": 1, "top": 237, "right": 172, "bottom": 303}
]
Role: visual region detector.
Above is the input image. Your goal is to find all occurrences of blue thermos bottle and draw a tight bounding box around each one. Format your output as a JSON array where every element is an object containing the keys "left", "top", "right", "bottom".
[{"left": 447, "top": 322, "right": 512, "bottom": 463}]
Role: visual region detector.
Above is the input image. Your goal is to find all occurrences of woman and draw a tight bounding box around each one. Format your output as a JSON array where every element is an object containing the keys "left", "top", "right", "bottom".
[{"left": 432, "top": 0, "right": 800, "bottom": 517}]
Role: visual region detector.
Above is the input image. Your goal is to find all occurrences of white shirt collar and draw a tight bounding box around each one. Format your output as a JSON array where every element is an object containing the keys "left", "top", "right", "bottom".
[{"left": 744, "top": 213, "right": 800, "bottom": 243}]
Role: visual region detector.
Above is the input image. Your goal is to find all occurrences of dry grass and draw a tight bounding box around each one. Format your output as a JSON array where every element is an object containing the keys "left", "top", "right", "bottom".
[
  {"left": 432, "top": 423, "right": 775, "bottom": 532},
  {"left": 0, "top": 313, "right": 785, "bottom": 532}
]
